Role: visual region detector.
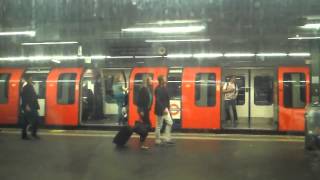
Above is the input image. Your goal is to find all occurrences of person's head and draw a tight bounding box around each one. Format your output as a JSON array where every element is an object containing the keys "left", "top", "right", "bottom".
[
  {"left": 230, "top": 75, "right": 236, "bottom": 83},
  {"left": 24, "top": 74, "right": 33, "bottom": 84},
  {"left": 157, "top": 75, "right": 167, "bottom": 86},
  {"left": 143, "top": 75, "right": 152, "bottom": 87}
]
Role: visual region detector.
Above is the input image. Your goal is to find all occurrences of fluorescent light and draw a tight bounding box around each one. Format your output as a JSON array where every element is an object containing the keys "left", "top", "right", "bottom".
[
  {"left": 135, "top": 56, "right": 162, "bottom": 58},
  {"left": 193, "top": 53, "right": 223, "bottom": 58},
  {"left": 256, "top": 53, "right": 287, "bottom": 57},
  {"left": 90, "top": 55, "right": 107, "bottom": 59},
  {"left": 51, "top": 59, "right": 61, "bottom": 63},
  {"left": 106, "top": 56, "right": 133, "bottom": 59},
  {"left": 21, "top": 41, "right": 78, "bottom": 45},
  {"left": 288, "top": 36, "right": 320, "bottom": 40},
  {"left": 166, "top": 54, "right": 193, "bottom": 58},
  {"left": 137, "top": 20, "right": 202, "bottom": 25},
  {"left": 224, "top": 53, "right": 255, "bottom": 57},
  {"left": 145, "top": 39, "right": 210, "bottom": 43},
  {"left": 288, "top": 53, "right": 311, "bottom": 57},
  {"left": 122, "top": 25, "right": 205, "bottom": 33},
  {"left": 0, "top": 31, "right": 36, "bottom": 37},
  {"left": 300, "top": 23, "right": 320, "bottom": 29},
  {"left": 0, "top": 57, "right": 27, "bottom": 61}
]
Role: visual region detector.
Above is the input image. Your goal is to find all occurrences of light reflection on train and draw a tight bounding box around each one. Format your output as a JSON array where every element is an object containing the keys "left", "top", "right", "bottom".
[{"left": 0, "top": 66, "right": 309, "bottom": 132}]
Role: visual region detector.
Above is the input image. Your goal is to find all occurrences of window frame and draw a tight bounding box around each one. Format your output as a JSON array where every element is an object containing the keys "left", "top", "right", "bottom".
[
  {"left": 195, "top": 73, "right": 216, "bottom": 107},
  {"left": 0, "top": 73, "right": 10, "bottom": 104},
  {"left": 57, "top": 73, "right": 77, "bottom": 105}
]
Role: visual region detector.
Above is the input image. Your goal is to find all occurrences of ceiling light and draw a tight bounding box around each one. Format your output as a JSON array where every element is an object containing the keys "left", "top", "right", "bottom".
[
  {"left": 288, "top": 36, "right": 320, "bottom": 40},
  {"left": 145, "top": 39, "right": 210, "bottom": 43},
  {"left": 224, "top": 53, "right": 255, "bottom": 57},
  {"left": 288, "top": 53, "right": 311, "bottom": 57},
  {"left": 300, "top": 23, "right": 320, "bottom": 29},
  {"left": 0, "top": 31, "right": 36, "bottom": 37},
  {"left": 166, "top": 54, "right": 193, "bottom": 58},
  {"left": 122, "top": 25, "right": 205, "bottom": 33},
  {"left": 193, "top": 53, "right": 223, "bottom": 58},
  {"left": 256, "top": 53, "right": 287, "bottom": 57},
  {"left": 21, "top": 41, "right": 78, "bottom": 45}
]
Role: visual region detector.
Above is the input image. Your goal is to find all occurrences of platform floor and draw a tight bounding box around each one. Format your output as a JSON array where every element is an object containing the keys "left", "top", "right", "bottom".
[{"left": 0, "top": 129, "right": 319, "bottom": 180}]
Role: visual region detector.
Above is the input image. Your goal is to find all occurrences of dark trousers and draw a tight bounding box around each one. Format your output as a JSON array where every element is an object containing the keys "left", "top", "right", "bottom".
[
  {"left": 21, "top": 110, "right": 39, "bottom": 137},
  {"left": 225, "top": 100, "right": 238, "bottom": 123},
  {"left": 138, "top": 108, "right": 150, "bottom": 143}
]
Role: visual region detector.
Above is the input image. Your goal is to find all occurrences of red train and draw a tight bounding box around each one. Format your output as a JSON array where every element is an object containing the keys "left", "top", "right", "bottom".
[{"left": 0, "top": 65, "right": 310, "bottom": 132}]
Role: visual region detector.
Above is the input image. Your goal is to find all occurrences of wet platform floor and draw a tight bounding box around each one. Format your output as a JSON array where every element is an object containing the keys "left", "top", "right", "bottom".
[{"left": 0, "top": 129, "right": 319, "bottom": 180}]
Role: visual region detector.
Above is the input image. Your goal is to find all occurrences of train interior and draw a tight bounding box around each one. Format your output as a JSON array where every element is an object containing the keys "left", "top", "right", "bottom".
[{"left": 222, "top": 68, "right": 277, "bottom": 130}]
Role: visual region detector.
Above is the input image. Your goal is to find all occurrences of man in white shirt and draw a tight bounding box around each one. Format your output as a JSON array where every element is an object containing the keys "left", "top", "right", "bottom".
[{"left": 222, "top": 75, "right": 238, "bottom": 127}]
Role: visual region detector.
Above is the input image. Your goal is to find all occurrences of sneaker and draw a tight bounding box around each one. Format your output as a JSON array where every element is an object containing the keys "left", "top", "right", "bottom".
[{"left": 155, "top": 140, "right": 162, "bottom": 146}]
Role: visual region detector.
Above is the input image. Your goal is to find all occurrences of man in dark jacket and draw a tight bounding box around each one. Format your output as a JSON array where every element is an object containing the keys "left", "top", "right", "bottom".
[
  {"left": 136, "top": 75, "right": 153, "bottom": 149},
  {"left": 21, "top": 75, "right": 40, "bottom": 140},
  {"left": 154, "top": 75, "right": 174, "bottom": 145}
]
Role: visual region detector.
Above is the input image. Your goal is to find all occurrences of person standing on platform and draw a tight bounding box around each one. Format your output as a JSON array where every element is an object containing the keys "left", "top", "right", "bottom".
[
  {"left": 154, "top": 75, "right": 174, "bottom": 145},
  {"left": 136, "top": 75, "right": 153, "bottom": 150},
  {"left": 21, "top": 74, "right": 40, "bottom": 140}
]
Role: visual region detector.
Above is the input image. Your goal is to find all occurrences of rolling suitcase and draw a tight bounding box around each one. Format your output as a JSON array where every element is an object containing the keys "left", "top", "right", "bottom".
[{"left": 113, "top": 126, "right": 133, "bottom": 146}]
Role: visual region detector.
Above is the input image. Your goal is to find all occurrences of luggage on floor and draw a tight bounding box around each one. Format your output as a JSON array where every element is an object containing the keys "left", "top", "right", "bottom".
[{"left": 113, "top": 126, "right": 133, "bottom": 146}]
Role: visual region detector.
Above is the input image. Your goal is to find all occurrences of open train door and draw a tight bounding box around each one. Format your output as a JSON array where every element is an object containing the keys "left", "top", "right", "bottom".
[
  {"left": 0, "top": 68, "right": 24, "bottom": 124},
  {"left": 182, "top": 67, "right": 221, "bottom": 129},
  {"left": 278, "top": 67, "right": 310, "bottom": 131},
  {"left": 46, "top": 68, "right": 83, "bottom": 126},
  {"left": 128, "top": 67, "right": 168, "bottom": 128}
]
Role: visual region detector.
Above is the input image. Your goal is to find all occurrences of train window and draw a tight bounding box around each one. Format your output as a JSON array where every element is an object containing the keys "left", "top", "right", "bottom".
[
  {"left": 133, "top": 73, "right": 153, "bottom": 105},
  {"left": 254, "top": 76, "right": 273, "bottom": 105},
  {"left": 195, "top": 73, "right": 216, "bottom": 107},
  {"left": 57, "top": 73, "right": 77, "bottom": 104},
  {"left": 167, "top": 70, "right": 182, "bottom": 99},
  {"left": 0, "top": 74, "right": 10, "bottom": 104},
  {"left": 225, "top": 76, "right": 245, "bottom": 105},
  {"left": 283, "top": 73, "right": 306, "bottom": 108}
]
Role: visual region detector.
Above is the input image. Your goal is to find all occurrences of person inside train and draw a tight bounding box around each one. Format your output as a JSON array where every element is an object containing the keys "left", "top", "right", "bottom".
[
  {"left": 21, "top": 74, "right": 40, "bottom": 140},
  {"left": 82, "top": 84, "right": 94, "bottom": 121},
  {"left": 93, "top": 71, "right": 104, "bottom": 120},
  {"left": 222, "top": 75, "right": 238, "bottom": 127},
  {"left": 112, "top": 75, "right": 128, "bottom": 125},
  {"left": 154, "top": 75, "right": 174, "bottom": 145},
  {"left": 136, "top": 75, "right": 153, "bottom": 150}
]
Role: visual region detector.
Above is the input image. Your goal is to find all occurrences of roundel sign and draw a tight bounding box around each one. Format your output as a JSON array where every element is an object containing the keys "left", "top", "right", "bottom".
[{"left": 170, "top": 100, "right": 181, "bottom": 119}]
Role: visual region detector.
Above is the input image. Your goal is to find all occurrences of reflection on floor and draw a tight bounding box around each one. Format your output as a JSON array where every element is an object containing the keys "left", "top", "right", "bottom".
[
  {"left": 222, "top": 118, "right": 277, "bottom": 130},
  {"left": 81, "top": 115, "right": 125, "bottom": 126}
]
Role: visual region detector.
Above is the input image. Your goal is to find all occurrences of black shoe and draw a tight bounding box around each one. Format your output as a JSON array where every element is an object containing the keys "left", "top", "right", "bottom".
[
  {"left": 32, "top": 135, "right": 40, "bottom": 139},
  {"left": 22, "top": 136, "right": 30, "bottom": 140}
]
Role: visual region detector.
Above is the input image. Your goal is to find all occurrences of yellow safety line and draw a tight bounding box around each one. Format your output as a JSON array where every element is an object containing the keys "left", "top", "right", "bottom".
[{"left": 0, "top": 130, "right": 304, "bottom": 142}]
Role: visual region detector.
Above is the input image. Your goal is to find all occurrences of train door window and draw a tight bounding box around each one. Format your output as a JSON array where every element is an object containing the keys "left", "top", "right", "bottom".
[
  {"left": 133, "top": 73, "right": 153, "bottom": 105},
  {"left": 225, "top": 76, "right": 245, "bottom": 105},
  {"left": 167, "top": 69, "right": 182, "bottom": 99},
  {"left": 0, "top": 74, "right": 10, "bottom": 104},
  {"left": 254, "top": 76, "right": 273, "bottom": 105},
  {"left": 195, "top": 73, "right": 216, "bottom": 106},
  {"left": 57, "top": 73, "right": 76, "bottom": 104},
  {"left": 283, "top": 73, "right": 306, "bottom": 108}
]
